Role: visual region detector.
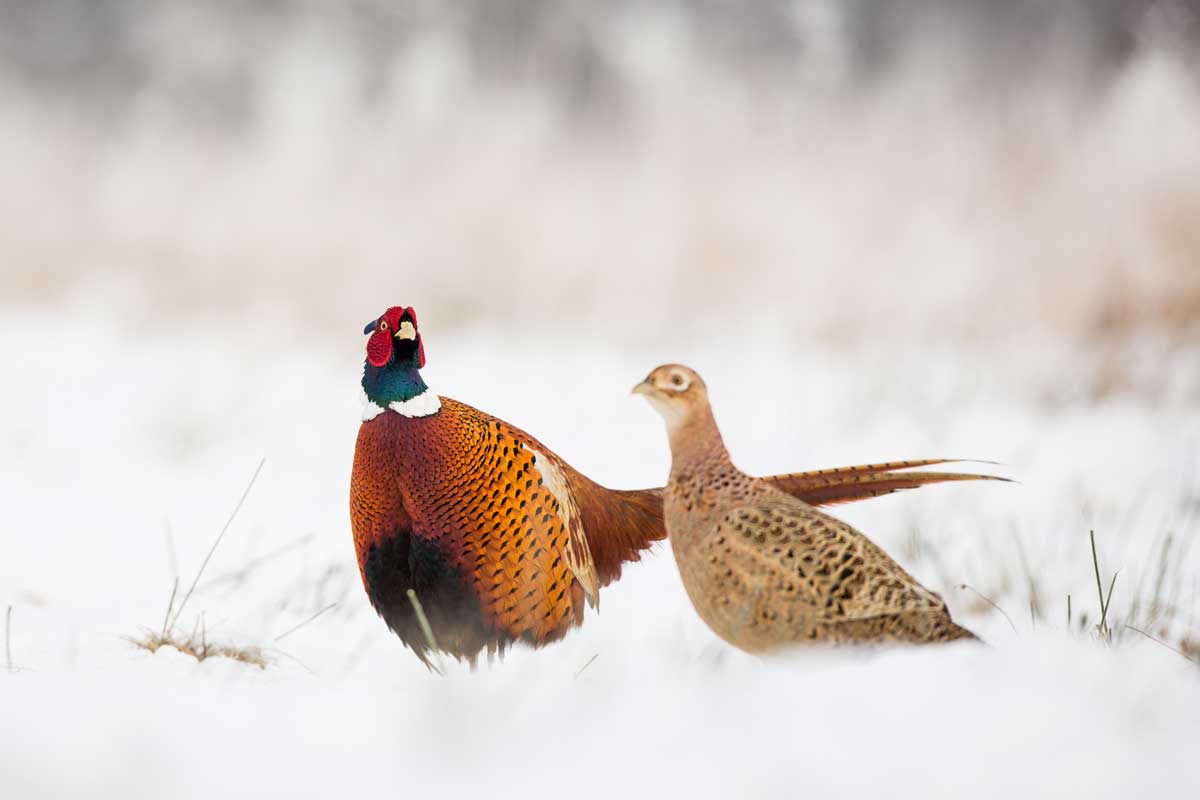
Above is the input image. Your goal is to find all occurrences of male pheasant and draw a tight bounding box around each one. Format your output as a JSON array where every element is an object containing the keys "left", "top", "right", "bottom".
[
  {"left": 350, "top": 306, "right": 992, "bottom": 665},
  {"left": 635, "top": 364, "right": 979, "bottom": 651}
]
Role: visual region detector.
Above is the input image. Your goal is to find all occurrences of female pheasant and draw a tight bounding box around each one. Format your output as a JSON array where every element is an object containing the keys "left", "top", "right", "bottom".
[
  {"left": 350, "top": 306, "right": 993, "bottom": 665},
  {"left": 635, "top": 364, "right": 978, "bottom": 651}
]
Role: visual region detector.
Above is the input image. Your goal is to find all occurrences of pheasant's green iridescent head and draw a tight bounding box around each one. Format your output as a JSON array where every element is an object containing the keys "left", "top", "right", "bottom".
[{"left": 361, "top": 305, "right": 430, "bottom": 406}]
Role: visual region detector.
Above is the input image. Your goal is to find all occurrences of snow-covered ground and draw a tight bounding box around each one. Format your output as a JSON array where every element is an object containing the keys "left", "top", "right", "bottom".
[{"left": 2, "top": 294, "right": 1197, "bottom": 798}]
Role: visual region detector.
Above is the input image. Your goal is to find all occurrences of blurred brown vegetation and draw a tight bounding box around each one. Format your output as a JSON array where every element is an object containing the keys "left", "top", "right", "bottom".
[{"left": 1, "top": 0, "right": 1197, "bottom": 346}]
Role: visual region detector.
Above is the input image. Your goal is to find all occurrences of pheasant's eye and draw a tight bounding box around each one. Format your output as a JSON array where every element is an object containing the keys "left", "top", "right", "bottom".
[
  {"left": 380, "top": 320, "right": 389, "bottom": 332},
  {"left": 670, "top": 374, "right": 684, "bottom": 387}
]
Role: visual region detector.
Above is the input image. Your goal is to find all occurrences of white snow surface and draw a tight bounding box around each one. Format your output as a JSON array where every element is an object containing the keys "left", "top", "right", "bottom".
[{"left": 2, "top": 297, "right": 1199, "bottom": 798}]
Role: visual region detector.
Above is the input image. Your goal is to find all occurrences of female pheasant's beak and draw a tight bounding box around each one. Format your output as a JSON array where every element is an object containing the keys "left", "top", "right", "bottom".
[{"left": 632, "top": 378, "right": 668, "bottom": 400}]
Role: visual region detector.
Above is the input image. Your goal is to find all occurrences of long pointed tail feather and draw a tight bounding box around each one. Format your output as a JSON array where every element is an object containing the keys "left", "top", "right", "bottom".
[
  {"left": 766, "top": 459, "right": 1001, "bottom": 482},
  {"left": 766, "top": 466, "right": 1011, "bottom": 507}
]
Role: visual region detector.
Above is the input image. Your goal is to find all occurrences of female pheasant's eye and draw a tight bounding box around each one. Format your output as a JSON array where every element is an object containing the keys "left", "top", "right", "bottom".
[{"left": 671, "top": 374, "right": 683, "bottom": 387}]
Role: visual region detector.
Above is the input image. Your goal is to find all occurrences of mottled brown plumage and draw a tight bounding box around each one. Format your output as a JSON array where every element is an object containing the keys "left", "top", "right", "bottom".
[{"left": 635, "top": 364, "right": 979, "bottom": 651}]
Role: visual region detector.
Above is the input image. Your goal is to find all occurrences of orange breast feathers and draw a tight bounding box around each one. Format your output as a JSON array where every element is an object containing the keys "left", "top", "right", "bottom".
[{"left": 350, "top": 399, "right": 615, "bottom": 649}]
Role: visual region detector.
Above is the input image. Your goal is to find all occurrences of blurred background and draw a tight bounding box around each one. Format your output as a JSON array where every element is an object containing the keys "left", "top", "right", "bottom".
[
  {"left": 2, "top": 0, "right": 1199, "bottom": 347},
  {"left": 2, "top": 2, "right": 1200, "bottom": 797}
]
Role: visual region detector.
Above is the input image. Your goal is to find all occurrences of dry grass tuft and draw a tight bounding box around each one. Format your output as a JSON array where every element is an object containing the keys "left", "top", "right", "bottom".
[
  {"left": 129, "top": 459, "right": 270, "bottom": 671},
  {"left": 131, "top": 628, "right": 266, "bottom": 670}
]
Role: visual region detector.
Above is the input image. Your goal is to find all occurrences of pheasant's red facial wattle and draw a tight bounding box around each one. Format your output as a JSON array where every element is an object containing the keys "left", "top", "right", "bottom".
[
  {"left": 366, "top": 328, "right": 393, "bottom": 367},
  {"left": 364, "top": 306, "right": 425, "bottom": 369}
]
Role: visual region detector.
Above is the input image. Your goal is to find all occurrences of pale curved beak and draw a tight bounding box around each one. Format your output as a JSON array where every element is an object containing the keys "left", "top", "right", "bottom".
[
  {"left": 631, "top": 379, "right": 655, "bottom": 396},
  {"left": 395, "top": 320, "right": 417, "bottom": 341}
]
